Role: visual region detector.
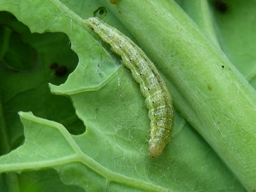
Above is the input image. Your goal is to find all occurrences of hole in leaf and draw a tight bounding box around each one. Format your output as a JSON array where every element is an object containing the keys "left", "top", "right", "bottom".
[
  {"left": 0, "top": 11, "right": 84, "bottom": 155},
  {"left": 93, "top": 7, "right": 107, "bottom": 18}
]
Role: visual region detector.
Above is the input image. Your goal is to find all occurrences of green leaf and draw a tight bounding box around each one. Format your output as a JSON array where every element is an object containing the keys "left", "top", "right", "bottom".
[{"left": 0, "top": 0, "right": 256, "bottom": 191}]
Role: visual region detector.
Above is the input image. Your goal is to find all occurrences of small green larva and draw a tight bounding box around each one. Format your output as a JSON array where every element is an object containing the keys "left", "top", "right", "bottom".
[{"left": 85, "top": 17, "right": 174, "bottom": 158}]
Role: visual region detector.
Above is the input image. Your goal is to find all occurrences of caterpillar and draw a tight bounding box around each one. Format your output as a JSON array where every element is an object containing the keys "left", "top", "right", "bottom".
[{"left": 85, "top": 17, "right": 174, "bottom": 158}]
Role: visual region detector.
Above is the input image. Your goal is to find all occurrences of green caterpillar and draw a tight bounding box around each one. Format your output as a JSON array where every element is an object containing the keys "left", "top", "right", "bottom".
[{"left": 85, "top": 17, "right": 174, "bottom": 158}]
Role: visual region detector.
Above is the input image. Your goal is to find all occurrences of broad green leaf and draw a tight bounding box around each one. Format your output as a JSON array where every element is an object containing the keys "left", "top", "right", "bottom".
[{"left": 0, "top": 0, "right": 256, "bottom": 191}]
